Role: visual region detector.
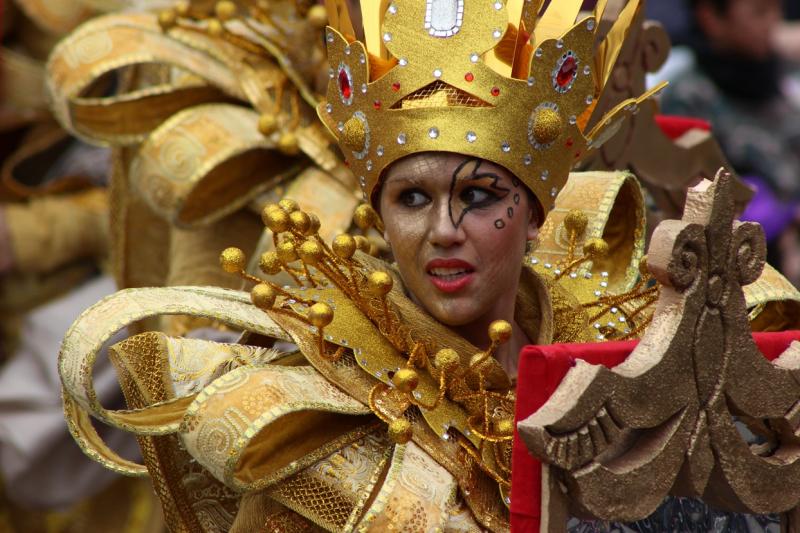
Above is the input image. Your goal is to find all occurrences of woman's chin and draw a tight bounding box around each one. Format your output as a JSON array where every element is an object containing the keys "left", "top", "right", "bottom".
[{"left": 422, "top": 298, "right": 481, "bottom": 328}]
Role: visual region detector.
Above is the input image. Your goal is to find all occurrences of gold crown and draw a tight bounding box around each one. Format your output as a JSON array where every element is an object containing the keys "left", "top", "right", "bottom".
[{"left": 318, "top": 0, "right": 662, "bottom": 215}]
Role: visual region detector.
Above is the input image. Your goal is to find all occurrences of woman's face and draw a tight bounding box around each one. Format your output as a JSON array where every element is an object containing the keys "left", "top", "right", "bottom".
[{"left": 379, "top": 152, "right": 539, "bottom": 327}]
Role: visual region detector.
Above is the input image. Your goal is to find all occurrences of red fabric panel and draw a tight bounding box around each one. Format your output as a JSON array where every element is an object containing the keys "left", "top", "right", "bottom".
[
  {"left": 510, "top": 331, "right": 800, "bottom": 532},
  {"left": 655, "top": 115, "right": 712, "bottom": 140}
]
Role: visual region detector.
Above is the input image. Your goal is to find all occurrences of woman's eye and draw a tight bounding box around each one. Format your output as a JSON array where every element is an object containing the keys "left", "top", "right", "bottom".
[
  {"left": 399, "top": 189, "right": 430, "bottom": 207},
  {"left": 460, "top": 187, "right": 493, "bottom": 206}
]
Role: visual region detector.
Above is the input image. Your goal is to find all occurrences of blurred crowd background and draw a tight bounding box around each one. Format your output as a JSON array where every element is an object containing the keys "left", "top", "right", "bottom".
[{"left": 0, "top": 0, "right": 800, "bottom": 529}]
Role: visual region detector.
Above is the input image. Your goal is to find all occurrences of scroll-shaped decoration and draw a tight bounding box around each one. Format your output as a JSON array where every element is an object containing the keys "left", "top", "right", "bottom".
[{"left": 518, "top": 170, "right": 800, "bottom": 522}]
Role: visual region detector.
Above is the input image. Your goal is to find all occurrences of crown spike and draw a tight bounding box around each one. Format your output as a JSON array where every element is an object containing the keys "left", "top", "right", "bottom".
[
  {"left": 597, "top": 0, "right": 642, "bottom": 86},
  {"left": 324, "top": 0, "right": 356, "bottom": 38},
  {"left": 531, "top": 0, "right": 584, "bottom": 50},
  {"left": 361, "top": 0, "right": 391, "bottom": 59}
]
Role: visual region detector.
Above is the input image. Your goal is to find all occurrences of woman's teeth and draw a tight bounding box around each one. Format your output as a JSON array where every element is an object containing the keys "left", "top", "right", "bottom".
[{"left": 429, "top": 268, "right": 469, "bottom": 277}]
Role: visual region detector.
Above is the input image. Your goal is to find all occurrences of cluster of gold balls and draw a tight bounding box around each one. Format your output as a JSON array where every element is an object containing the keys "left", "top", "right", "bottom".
[{"left": 158, "top": 1, "right": 329, "bottom": 156}]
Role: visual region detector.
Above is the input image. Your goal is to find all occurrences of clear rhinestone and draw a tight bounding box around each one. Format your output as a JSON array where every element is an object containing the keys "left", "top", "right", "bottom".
[
  {"left": 607, "top": 322, "right": 615, "bottom": 328},
  {"left": 328, "top": 68, "right": 334, "bottom": 79},
  {"left": 325, "top": 103, "right": 333, "bottom": 114},
  {"left": 360, "top": 53, "right": 366, "bottom": 64},
  {"left": 619, "top": 316, "right": 627, "bottom": 323},
  {"left": 587, "top": 18, "right": 595, "bottom": 31},
  {"left": 359, "top": 176, "right": 366, "bottom": 187},
  {"left": 388, "top": 3, "right": 397, "bottom": 14},
  {"left": 428, "top": 127, "right": 439, "bottom": 139},
  {"left": 600, "top": 281, "right": 608, "bottom": 288},
  {"left": 397, "top": 133, "right": 406, "bottom": 145},
  {"left": 527, "top": 76, "right": 535, "bottom": 87},
  {"left": 442, "top": 433, "right": 450, "bottom": 440},
  {"left": 344, "top": 45, "right": 351, "bottom": 55},
  {"left": 611, "top": 307, "right": 619, "bottom": 314},
  {"left": 586, "top": 95, "right": 594, "bottom": 105},
  {"left": 399, "top": 57, "right": 408, "bottom": 66},
  {"left": 413, "top": 391, "right": 422, "bottom": 399},
  {"left": 601, "top": 271, "right": 609, "bottom": 278},
  {"left": 325, "top": 334, "right": 334, "bottom": 340},
  {"left": 505, "top": 496, "right": 511, "bottom": 505},
  {"left": 531, "top": 258, "right": 539, "bottom": 265},
  {"left": 375, "top": 371, "right": 382, "bottom": 378},
  {"left": 569, "top": 115, "right": 577, "bottom": 125},
  {"left": 583, "top": 65, "right": 591, "bottom": 75},
  {"left": 569, "top": 272, "right": 577, "bottom": 279},
  {"left": 584, "top": 272, "right": 593, "bottom": 279},
  {"left": 383, "top": 32, "right": 392, "bottom": 42},
  {"left": 492, "top": 29, "right": 502, "bottom": 39},
  {"left": 337, "top": 121, "right": 344, "bottom": 132},
  {"left": 544, "top": 263, "right": 552, "bottom": 269},
  {"left": 523, "top": 154, "right": 532, "bottom": 165},
  {"left": 341, "top": 339, "right": 349, "bottom": 345},
  {"left": 360, "top": 358, "right": 367, "bottom": 365},
  {"left": 309, "top": 325, "right": 318, "bottom": 334},
  {"left": 593, "top": 323, "right": 601, "bottom": 329},
  {"left": 493, "top": 1, "right": 502, "bottom": 9},
  {"left": 376, "top": 145, "right": 384, "bottom": 156},
  {"left": 594, "top": 290, "right": 602, "bottom": 297},
  {"left": 326, "top": 32, "right": 334, "bottom": 43},
  {"left": 501, "top": 141, "right": 511, "bottom": 153},
  {"left": 366, "top": 160, "right": 373, "bottom": 171},
  {"left": 535, "top": 48, "right": 543, "bottom": 58},
  {"left": 466, "top": 131, "right": 477, "bottom": 143},
  {"left": 556, "top": 39, "right": 564, "bottom": 49},
  {"left": 597, "top": 334, "right": 605, "bottom": 340},
  {"left": 550, "top": 187, "right": 557, "bottom": 197},
  {"left": 470, "top": 52, "right": 480, "bottom": 63},
  {"left": 433, "top": 68, "right": 442, "bottom": 78},
  {"left": 361, "top": 83, "right": 367, "bottom": 94},
  {"left": 540, "top": 170, "right": 549, "bottom": 181},
  {"left": 554, "top": 269, "right": 562, "bottom": 275}
]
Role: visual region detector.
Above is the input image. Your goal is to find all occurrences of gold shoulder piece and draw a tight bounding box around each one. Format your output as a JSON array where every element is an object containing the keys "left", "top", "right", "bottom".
[
  {"left": 536, "top": 170, "right": 646, "bottom": 293},
  {"left": 59, "top": 285, "right": 289, "bottom": 473},
  {"left": 746, "top": 263, "right": 800, "bottom": 331}
]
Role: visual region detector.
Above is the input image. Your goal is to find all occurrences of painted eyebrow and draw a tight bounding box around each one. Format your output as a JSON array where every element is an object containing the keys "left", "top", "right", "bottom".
[{"left": 382, "top": 174, "right": 427, "bottom": 187}]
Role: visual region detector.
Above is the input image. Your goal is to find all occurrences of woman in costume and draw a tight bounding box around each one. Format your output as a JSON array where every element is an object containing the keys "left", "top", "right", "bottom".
[{"left": 58, "top": 0, "right": 800, "bottom": 530}]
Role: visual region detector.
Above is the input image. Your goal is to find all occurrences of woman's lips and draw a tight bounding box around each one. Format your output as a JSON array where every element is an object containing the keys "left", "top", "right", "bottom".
[{"left": 425, "top": 258, "right": 476, "bottom": 293}]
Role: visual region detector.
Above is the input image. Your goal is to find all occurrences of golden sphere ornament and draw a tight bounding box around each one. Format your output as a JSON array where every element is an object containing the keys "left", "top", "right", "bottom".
[
  {"left": 276, "top": 241, "right": 298, "bottom": 263},
  {"left": 278, "top": 131, "right": 300, "bottom": 155},
  {"left": 531, "top": 107, "right": 563, "bottom": 145},
  {"left": 488, "top": 320, "right": 513, "bottom": 344},
  {"left": 332, "top": 234, "right": 356, "bottom": 259},
  {"left": 278, "top": 198, "right": 299, "bottom": 213},
  {"left": 214, "top": 1, "right": 237, "bottom": 21},
  {"left": 289, "top": 210, "right": 311, "bottom": 234},
  {"left": 258, "top": 114, "right": 278, "bottom": 136},
  {"left": 175, "top": 1, "right": 190, "bottom": 16},
  {"left": 367, "top": 271, "right": 393, "bottom": 297},
  {"left": 251, "top": 283, "right": 277, "bottom": 309},
  {"left": 308, "top": 303, "right": 333, "bottom": 328},
  {"left": 264, "top": 208, "right": 290, "bottom": 233},
  {"left": 220, "top": 247, "right": 245, "bottom": 273},
  {"left": 388, "top": 418, "right": 412, "bottom": 444},
  {"left": 564, "top": 209, "right": 589, "bottom": 236},
  {"left": 259, "top": 251, "right": 282, "bottom": 275},
  {"left": 207, "top": 18, "right": 224, "bottom": 37},
  {"left": 298, "top": 240, "right": 323, "bottom": 265},
  {"left": 392, "top": 368, "right": 419, "bottom": 393},
  {"left": 158, "top": 9, "right": 177, "bottom": 30},
  {"left": 308, "top": 214, "right": 321, "bottom": 235},
  {"left": 353, "top": 204, "right": 377, "bottom": 230},
  {"left": 354, "top": 235, "right": 370, "bottom": 252},
  {"left": 494, "top": 417, "right": 515, "bottom": 436},
  {"left": 434, "top": 348, "right": 460, "bottom": 371},
  {"left": 306, "top": 4, "right": 328, "bottom": 28},
  {"left": 583, "top": 238, "right": 609, "bottom": 259},
  {"left": 341, "top": 117, "right": 366, "bottom": 151}
]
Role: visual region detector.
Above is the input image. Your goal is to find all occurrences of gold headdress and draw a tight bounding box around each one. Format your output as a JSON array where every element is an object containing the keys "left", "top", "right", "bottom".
[{"left": 318, "top": 0, "right": 663, "bottom": 213}]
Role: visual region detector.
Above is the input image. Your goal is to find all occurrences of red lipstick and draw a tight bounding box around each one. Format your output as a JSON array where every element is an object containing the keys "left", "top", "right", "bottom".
[{"left": 425, "top": 258, "right": 476, "bottom": 293}]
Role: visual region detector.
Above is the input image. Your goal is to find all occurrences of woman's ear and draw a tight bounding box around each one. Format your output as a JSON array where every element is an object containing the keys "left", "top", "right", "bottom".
[{"left": 526, "top": 201, "right": 540, "bottom": 242}]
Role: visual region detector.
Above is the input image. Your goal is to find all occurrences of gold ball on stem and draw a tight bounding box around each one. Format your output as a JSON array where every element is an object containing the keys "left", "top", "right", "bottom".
[
  {"left": 332, "top": 234, "right": 357, "bottom": 259},
  {"left": 158, "top": 9, "right": 177, "bottom": 30},
  {"left": 251, "top": 283, "right": 277, "bottom": 309},
  {"left": 388, "top": 418, "right": 412, "bottom": 444},
  {"left": 488, "top": 320, "right": 512, "bottom": 344},
  {"left": 220, "top": 247, "right": 246, "bottom": 273},
  {"left": 214, "top": 1, "right": 237, "bottom": 21},
  {"left": 207, "top": 18, "right": 224, "bottom": 37},
  {"left": 259, "top": 251, "right": 282, "bottom": 275},
  {"left": 276, "top": 240, "right": 298, "bottom": 263},
  {"left": 583, "top": 238, "right": 609, "bottom": 259},
  {"left": 278, "top": 131, "right": 300, "bottom": 155},
  {"left": 308, "top": 302, "right": 333, "bottom": 328},
  {"left": 289, "top": 210, "right": 311, "bottom": 234},
  {"left": 564, "top": 209, "right": 588, "bottom": 236},
  {"left": 264, "top": 208, "right": 290, "bottom": 233},
  {"left": 278, "top": 198, "right": 299, "bottom": 213},
  {"left": 258, "top": 114, "right": 278, "bottom": 136},
  {"left": 367, "top": 271, "right": 393, "bottom": 297},
  {"left": 353, "top": 204, "right": 377, "bottom": 230},
  {"left": 308, "top": 213, "right": 321, "bottom": 235},
  {"left": 298, "top": 240, "right": 323, "bottom": 265},
  {"left": 392, "top": 368, "right": 419, "bottom": 393},
  {"left": 434, "top": 348, "right": 460, "bottom": 371},
  {"left": 306, "top": 4, "right": 328, "bottom": 28},
  {"left": 175, "top": 1, "right": 191, "bottom": 16},
  {"left": 354, "top": 235, "right": 370, "bottom": 252}
]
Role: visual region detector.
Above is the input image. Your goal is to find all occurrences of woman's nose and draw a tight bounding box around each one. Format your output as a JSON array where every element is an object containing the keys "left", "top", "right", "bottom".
[{"left": 427, "top": 201, "right": 465, "bottom": 248}]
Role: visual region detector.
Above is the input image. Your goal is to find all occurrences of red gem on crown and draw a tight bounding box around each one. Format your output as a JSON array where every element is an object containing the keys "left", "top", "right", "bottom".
[
  {"left": 338, "top": 68, "right": 352, "bottom": 99},
  {"left": 556, "top": 55, "right": 577, "bottom": 88}
]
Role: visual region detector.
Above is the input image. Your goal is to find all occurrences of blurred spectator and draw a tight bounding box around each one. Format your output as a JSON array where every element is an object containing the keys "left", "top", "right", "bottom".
[{"left": 661, "top": 0, "right": 800, "bottom": 284}]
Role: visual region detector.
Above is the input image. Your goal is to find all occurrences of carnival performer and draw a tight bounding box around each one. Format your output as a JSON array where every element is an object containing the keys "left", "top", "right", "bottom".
[{"left": 57, "top": 0, "right": 800, "bottom": 531}]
